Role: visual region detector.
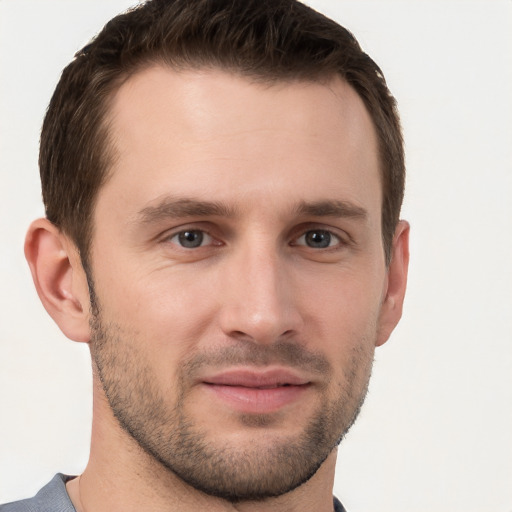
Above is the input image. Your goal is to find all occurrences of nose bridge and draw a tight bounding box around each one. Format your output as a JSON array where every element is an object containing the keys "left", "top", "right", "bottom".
[{"left": 219, "top": 235, "right": 300, "bottom": 343}]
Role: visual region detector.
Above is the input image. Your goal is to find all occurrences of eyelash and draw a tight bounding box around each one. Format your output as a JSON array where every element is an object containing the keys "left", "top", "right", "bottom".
[
  {"left": 166, "top": 229, "right": 217, "bottom": 249},
  {"left": 163, "top": 226, "right": 347, "bottom": 251},
  {"left": 292, "top": 229, "right": 343, "bottom": 249}
]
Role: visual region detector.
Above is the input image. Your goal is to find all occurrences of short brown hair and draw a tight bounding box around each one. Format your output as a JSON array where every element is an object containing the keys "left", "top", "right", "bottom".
[{"left": 40, "top": 0, "right": 404, "bottom": 265}]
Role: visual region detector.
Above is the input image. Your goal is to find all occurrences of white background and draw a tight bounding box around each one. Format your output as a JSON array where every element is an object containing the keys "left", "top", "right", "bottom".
[{"left": 1, "top": 1, "right": 511, "bottom": 511}]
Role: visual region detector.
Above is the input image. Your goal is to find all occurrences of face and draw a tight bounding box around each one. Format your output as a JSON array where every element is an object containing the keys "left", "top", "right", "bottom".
[{"left": 88, "top": 67, "right": 392, "bottom": 501}]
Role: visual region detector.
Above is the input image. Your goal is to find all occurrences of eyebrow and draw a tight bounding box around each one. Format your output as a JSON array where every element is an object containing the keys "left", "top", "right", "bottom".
[
  {"left": 137, "top": 197, "right": 238, "bottom": 224},
  {"left": 136, "top": 197, "right": 367, "bottom": 225},
  {"left": 294, "top": 200, "right": 368, "bottom": 220}
]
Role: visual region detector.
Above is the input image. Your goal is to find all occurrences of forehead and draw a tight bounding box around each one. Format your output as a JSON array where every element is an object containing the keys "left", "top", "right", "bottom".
[{"left": 99, "top": 65, "right": 380, "bottom": 219}]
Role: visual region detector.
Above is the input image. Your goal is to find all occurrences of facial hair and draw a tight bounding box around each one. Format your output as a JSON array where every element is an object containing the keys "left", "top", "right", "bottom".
[{"left": 89, "top": 304, "right": 374, "bottom": 502}]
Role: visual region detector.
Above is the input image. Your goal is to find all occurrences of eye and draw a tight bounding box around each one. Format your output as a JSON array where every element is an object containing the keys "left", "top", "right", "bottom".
[
  {"left": 169, "top": 229, "right": 213, "bottom": 249},
  {"left": 294, "top": 229, "right": 341, "bottom": 249}
]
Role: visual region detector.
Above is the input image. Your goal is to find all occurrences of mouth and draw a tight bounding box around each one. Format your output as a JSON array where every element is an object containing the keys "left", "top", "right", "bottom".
[{"left": 201, "top": 368, "right": 311, "bottom": 414}]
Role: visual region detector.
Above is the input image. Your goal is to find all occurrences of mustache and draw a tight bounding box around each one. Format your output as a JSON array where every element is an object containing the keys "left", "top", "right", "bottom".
[{"left": 181, "top": 340, "right": 331, "bottom": 377}]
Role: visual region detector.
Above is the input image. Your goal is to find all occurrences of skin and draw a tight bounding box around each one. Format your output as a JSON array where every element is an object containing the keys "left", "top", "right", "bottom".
[{"left": 25, "top": 67, "right": 409, "bottom": 512}]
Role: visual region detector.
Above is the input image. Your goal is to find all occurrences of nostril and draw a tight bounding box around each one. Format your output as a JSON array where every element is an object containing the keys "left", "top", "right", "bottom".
[{"left": 231, "top": 330, "right": 249, "bottom": 339}]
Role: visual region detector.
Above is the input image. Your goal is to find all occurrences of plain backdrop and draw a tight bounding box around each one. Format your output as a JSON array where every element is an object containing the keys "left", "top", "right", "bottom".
[{"left": 1, "top": 1, "right": 511, "bottom": 511}]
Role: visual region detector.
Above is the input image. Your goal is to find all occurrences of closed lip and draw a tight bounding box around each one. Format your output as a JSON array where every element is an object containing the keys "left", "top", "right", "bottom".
[
  {"left": 200, "top": 367, "right": 311, "bottom": 388},
  {"left": 200, "top": 367, "right": 312, "bottom": 414}
]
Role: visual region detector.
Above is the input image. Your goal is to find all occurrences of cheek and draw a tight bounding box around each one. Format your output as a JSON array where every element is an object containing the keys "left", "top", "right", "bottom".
[
  {"left": 299, "top": 265, "right": 385, "bottom": 353},
  {"left": 306, "top": 259, "right": 384, "bottom": 310},
  {"left": 92, "top": 259, "right": 221, "bottom": 360}
]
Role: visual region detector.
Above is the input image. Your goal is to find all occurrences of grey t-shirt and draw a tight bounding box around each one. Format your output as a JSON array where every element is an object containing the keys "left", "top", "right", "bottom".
[
  {"left": 0, "top": 474, "right": 76, "bottom": 512},
  {"left": 0, "top": 474, "right": 347, "bottom": 511}
]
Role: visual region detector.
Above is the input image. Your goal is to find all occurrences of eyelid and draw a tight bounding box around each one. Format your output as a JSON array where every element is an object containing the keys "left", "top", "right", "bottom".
[
  {"left": 294, "top": 230, "right": 341, "bottom": 247},
  {"left": 169, "top": 230, "right": 213, "bottom": 248},
  {"left": 156, "top": 222, "right": 351, "bottom": 251},
  {"left": 290, "top": 224, "right": 350, "bottom": 248},
  {"left": 159, "top": 224, "right": 222, "bottom": 248}
]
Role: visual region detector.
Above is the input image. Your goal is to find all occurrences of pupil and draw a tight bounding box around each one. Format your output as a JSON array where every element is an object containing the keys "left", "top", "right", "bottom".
[
  {"left": 306, "top": 230, "right": 330, "bottom": 248},
  {"left": 178, "top": 230, "right": 203, "bottom": 248}
]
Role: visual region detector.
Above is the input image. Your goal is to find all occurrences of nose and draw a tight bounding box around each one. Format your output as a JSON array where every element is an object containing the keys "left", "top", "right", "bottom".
[{"left": 218, "top": 241, "right": 303, "bottom": 345}]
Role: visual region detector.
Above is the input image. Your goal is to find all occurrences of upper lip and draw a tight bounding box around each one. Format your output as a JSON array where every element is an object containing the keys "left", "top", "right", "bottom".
[{"left": 201, "top": 368, "right": 311, "bottom": 388}]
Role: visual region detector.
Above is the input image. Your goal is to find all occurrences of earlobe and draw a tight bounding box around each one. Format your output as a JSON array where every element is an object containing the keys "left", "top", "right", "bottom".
[
  {"left": 376, "top": 220, "right": 410, "bottom": 347},
  {"left": 24, "top": 218, "right": 91, "bottom": 343}
]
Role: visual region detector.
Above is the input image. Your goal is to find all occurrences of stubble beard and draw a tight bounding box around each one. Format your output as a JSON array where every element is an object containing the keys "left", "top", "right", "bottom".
[{"left": 89, "top": 303, "right": 374, "bottom": 502}]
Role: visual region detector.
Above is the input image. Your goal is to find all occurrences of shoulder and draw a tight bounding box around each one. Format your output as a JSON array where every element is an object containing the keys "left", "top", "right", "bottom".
[
  {"left": 334, "top": 495, "right": 348, "bottom": 512},
  {"left": 0, "top": 474, "right": 76, "bottom": 512}
]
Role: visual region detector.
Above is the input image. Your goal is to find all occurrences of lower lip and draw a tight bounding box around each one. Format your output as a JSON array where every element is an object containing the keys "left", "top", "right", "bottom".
[{"left": 203, "top": 383, "right": 309, "bottom": 414}]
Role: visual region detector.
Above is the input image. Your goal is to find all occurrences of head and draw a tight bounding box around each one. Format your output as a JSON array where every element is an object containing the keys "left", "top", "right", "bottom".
[{"left": 26, "top": 0, "right": 409, "bottom": 504}]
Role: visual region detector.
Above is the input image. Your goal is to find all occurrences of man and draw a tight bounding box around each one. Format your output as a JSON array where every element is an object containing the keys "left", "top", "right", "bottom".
[{"left": 1, "top": 0, "right": 409, "bottom": 510}]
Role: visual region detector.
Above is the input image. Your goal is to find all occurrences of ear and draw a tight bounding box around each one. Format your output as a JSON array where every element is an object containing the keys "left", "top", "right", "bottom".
[
  {"left": 24, "top": 218, "right": 91, "bottom": 343},
  {"left": 376, "top": 220, "right": 410, "bottom": 347}
]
